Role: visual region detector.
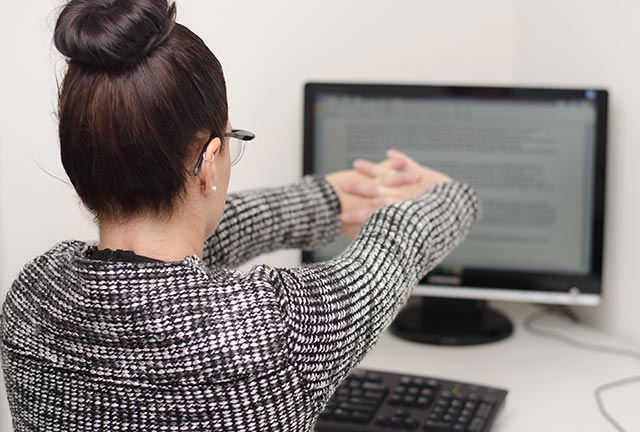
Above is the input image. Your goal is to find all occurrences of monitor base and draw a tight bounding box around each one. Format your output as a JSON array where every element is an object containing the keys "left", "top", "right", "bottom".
[{"left": 390, "top": 297, "right": 513, "bottom": 346}]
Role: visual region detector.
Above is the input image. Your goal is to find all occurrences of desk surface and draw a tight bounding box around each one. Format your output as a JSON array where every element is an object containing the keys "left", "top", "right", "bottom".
[{"left": 360, "top": 302, "right": 640, "bottom": 432}]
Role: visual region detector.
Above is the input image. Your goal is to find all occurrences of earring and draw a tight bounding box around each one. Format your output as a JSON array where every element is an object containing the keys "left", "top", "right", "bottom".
[{"left": 203, "top": 152, "right": 217, "bottom": 192}]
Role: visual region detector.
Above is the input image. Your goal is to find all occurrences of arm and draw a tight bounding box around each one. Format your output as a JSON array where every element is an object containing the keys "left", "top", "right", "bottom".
[
  {"left": 202, "top": 176, "right": 341, "bottom": 269},
  {"left": 255, "top": 181, "right": 479, "bottom": 409}
]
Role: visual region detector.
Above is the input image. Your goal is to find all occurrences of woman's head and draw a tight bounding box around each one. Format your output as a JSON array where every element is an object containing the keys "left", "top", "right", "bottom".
[{"left": 54, "top": 0, "right": 228, "bottom": 221}]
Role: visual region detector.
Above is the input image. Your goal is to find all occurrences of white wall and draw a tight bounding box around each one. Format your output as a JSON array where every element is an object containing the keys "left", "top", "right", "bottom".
[
  {"left": 0, "top": 1, "right": 515, "bottom": 429},
  {"left": 14, "top": 0, "right": 640, "bottom": 430},
  {"left": 0, "top": 0, "right": 517, "bottom": 291},
  {"left": 513, "top": 0, "right": 640, "bottom": 348}
]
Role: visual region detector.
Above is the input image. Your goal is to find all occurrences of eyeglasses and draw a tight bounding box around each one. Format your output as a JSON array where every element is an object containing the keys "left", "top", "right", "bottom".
[{"left": 193, "top": 129, "right": 256, "bottom": 176}]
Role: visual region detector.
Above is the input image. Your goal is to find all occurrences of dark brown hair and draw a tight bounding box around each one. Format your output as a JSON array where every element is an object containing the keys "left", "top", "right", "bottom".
[{"left": 54, "top": 0, "right": 228, "bottom": 219}]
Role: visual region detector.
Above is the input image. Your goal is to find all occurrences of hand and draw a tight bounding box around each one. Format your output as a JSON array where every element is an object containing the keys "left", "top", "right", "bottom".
[
  {"left": 349, "top": 149, "right": 451, "bottom": 202},
  {"left": 325, "top": 170, "right": 386, "bottom": 238},
  {"left": 326, "top": 150, "right": 451, "bottom": 238},
  {"left": 325, "top": 151, "right": 430, "bottom": 237}
]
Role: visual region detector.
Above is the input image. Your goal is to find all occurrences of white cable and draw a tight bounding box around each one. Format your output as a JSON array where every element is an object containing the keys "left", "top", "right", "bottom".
[{"left": 524, "top": 307, "right": 640, "bottom": 432}]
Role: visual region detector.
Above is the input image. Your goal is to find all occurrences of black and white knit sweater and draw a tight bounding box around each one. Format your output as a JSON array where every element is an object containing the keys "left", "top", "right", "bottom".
[{"left": 1, "top": 176, "right": 479, "bottom": 431}]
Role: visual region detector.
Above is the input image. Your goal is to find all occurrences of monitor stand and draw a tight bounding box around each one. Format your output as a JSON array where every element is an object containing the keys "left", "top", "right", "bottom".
[{"left": 390, "top": 297, "right": 513, "bottom": 346}]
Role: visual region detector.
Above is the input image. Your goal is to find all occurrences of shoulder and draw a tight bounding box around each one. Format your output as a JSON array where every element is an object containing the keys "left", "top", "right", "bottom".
[
  {"left": 14, "top": 240, "right": 88, "bottom": 279},
  {"left": 5, "top": 241, "right": 88, "bottom": 309},
  {"left": 2, "top": 240, "right": 88, "bottom": 340},
  {"left": 247, "top": 263, "right": 302, "bottom": 292}
]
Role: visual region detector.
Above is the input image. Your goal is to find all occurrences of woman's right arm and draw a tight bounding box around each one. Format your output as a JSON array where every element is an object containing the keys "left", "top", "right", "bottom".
[
  {"left": 255, "top": 180, "right": 479, "bottom": 411},
  {"left": 201, "top": 176, "right": 342, "bottom": 269}
]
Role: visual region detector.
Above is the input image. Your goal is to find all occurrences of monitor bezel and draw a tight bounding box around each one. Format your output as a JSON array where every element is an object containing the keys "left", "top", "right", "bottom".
[{"left": 302, "top": 82, "right": 607, "bottom": 304}]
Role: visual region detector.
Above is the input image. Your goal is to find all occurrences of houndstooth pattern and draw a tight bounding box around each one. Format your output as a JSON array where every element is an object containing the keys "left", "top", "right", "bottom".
[{"left": 1, "top": 176, "right": 479, "bottom": 431}]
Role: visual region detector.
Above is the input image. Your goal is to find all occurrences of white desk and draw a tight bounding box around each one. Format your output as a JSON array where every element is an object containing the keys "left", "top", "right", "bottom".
[{"left": 360, "top": 302, "right": 640, "bottom": 432}]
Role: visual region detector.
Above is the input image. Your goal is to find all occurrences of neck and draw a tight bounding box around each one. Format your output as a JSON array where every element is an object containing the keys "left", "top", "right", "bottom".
[{"left": 98, "top": 207, "right": 206, "bottom": 262}]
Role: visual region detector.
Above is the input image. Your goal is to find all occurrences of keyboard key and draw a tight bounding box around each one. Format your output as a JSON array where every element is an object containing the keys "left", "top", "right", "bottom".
[
  {"left": 337, "top": 402, "right": 374, "bottom": 412},
  {"left": 349, "top": 380, "right": 362, "bottom": 389},
  {"left": 403, "top": 417, "right": 420, "bottom": 430},
  {"left": 403, "top": 395, "right": 416, "bottom": 405},
  {"left": 394, "top": 409, "right": 411, "bottom": 417},
  {"left": 416, "top": 396, "right": 431, "bottom": 407},
  {"left": 435, "top": 398, "right": 449, "bottom": 407},
  {"left": 389, "top": 416, "right": 406, "bottom": 427},
  {"left": 468, "top": 417, "right": 486, "bottom": 432},
  {"left": 421, "top": 388, "right": 434, "bottom": 397},
  {"left": 350, "top": 411, "right": 372, "bottom": 424},
  {"left": 364, "top": 390, "right": 385, "bottom": 399},
  {"left": 456, "top": 415, "right": 471, "bottom": 424},
  {"left": 349, "top": 396, "right": 379, "bottom": 406},
  {"left": 430, "top": 406, "right": 445, "bottom": 418},
  {"left": 362, "top": 382, "right": 386, "bottom": 392},
  {"left": 427, "top": 379, "right": 440, "bottom": 388},
  {"left": 366, "top": 372, "right": 383, "bottom": 382},
  {"left": 482, "top": 394, "right": 498, "bottom": 403},
  {"left": 423, "top": 420, "right": 452, "bottom": 431},
  {"left": 450, "top": 399, "right": 463, "bottom": 408},
  {"left": 476, "top": 402, "right": 493, "bottom": 418},
  {"left": 351, "top": 370, "right": 367, "bottom": 380},
  {"left": 389, "top": 394, "right": 403, "bottom": 405}
]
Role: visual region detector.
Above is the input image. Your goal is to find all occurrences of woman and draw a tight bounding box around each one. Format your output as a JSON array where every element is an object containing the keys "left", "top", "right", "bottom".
[{"left": 0, "top": 0, "right": 479, "bottom": 431}]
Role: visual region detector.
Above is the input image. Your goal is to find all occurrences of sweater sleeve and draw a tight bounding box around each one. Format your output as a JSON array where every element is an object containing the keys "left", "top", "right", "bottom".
[
  {"left": 202, "top": 176, "right": 341, "bottom": 269},
  {"left": 255, "top": 181, "right": 479, "bottom": 410}
]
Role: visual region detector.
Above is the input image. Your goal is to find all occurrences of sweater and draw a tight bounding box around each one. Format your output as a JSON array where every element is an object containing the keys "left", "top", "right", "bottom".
[{"left": 1, "top": 176, "right": 479, "bottom": 431}]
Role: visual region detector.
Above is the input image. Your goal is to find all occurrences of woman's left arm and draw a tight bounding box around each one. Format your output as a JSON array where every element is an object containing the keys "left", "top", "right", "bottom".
[
  {"left": 254, "top": 181, "right": 479, "bottom": 413},
  {"left": 202, "top": 176, "right": 341, "bottom": 269}
]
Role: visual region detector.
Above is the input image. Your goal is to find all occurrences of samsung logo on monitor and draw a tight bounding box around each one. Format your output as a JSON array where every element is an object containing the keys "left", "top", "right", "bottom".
[{"left": 427, "top": 275, "right": 462, "bottom": 285}]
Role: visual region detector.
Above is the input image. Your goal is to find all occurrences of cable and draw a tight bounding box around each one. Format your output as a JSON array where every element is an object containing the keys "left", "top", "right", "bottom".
[
  {"left": 595, "top": 375, "right": 640, "bottom": 432},
  {"left": 524, "top": 307, "right": 640, "bottom": 362},
  {"left": 523, "top": 306, "right": 640, "bottom": 432}
]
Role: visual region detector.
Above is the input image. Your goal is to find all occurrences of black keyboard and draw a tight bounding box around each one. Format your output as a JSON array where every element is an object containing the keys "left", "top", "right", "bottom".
[{"left": 315, "top": 368, "right": 507, "bottom": 432}]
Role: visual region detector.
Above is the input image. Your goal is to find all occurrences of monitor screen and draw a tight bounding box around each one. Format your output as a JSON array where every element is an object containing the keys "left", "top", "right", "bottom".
[{"left": 303, "top": 83, "right": 607, "bottom": 306}]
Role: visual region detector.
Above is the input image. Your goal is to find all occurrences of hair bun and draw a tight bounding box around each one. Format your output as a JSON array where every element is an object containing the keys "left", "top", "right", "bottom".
[{"left": 54, "top": 0, "right": 176, "bottom": 71}]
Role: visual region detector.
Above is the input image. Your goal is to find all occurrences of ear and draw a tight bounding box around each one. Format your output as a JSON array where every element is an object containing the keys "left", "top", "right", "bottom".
[{"left": 199, "top": 136, "right": 222, "bottom": 196}]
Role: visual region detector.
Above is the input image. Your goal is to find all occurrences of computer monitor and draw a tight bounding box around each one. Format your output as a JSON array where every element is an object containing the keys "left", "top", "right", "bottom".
[{"left": 303, "top": 82, "right": 607, "bottom": 345}]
